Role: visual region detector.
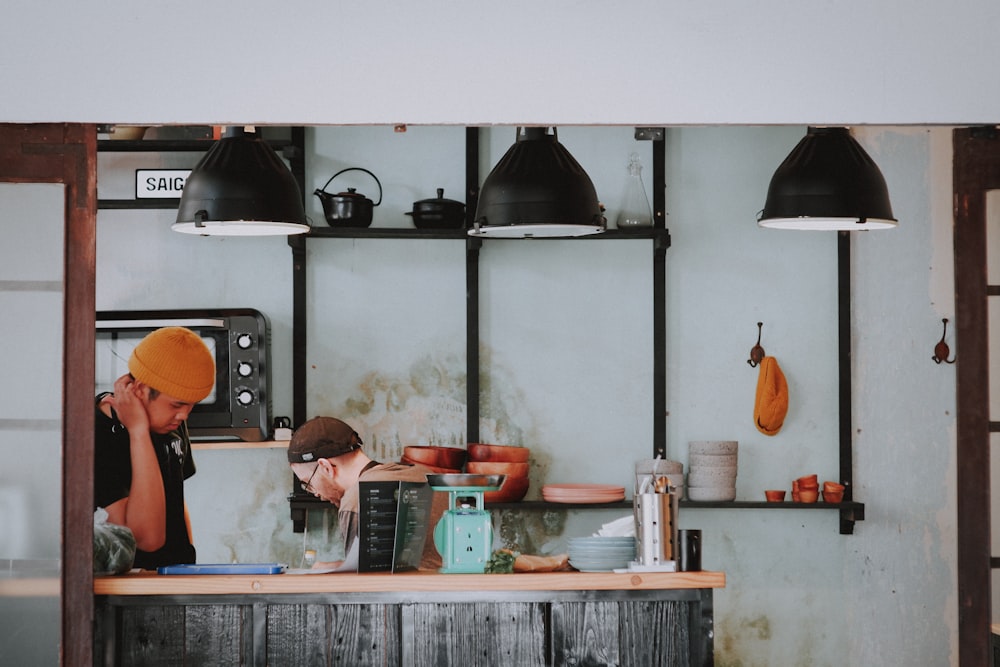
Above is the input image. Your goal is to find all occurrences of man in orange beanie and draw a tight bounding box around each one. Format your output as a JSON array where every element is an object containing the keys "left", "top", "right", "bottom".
[{"left": 94, "top": 326, "right": 215, "bottom": 569}]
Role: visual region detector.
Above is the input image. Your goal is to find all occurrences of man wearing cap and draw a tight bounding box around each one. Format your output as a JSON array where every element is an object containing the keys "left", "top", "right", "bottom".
[
  {"left": 94, "top": 326, "right": 215, "bottom": 569},
  {"left": 288, "top": 416, "right": 445, "bottom": 571}
]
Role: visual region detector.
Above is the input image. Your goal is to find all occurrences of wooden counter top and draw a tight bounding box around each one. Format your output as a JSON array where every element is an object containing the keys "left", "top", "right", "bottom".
[{"left": 95, "top": 569, "right": 725, "bottom": 596}]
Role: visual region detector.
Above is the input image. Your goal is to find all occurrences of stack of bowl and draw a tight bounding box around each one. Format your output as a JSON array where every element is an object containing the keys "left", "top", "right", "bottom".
[
  {"left": 686, "top": 440, "right": 738, "bottom": 501},
  {"left": 401, "top": 446, "right": 467, "bottom": 473},
  {"left": 792, "top": 474, "right": 818, "bottom": 503},
  {"left": 822, "top": 480, "right": 845, "bottom": 503},
  {"left": 465, "top": 443, "right": 531, "bottom": 503}
]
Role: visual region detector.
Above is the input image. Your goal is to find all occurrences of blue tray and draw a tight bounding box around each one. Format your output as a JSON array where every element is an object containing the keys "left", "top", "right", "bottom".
[{"left": 156, "top": 563, "right": 286, "bottom": 575}]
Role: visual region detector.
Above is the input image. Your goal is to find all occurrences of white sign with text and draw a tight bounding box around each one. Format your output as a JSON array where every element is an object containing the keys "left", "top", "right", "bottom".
[{"left": 135, "top": 169, "right": 190, "bottom": 199}]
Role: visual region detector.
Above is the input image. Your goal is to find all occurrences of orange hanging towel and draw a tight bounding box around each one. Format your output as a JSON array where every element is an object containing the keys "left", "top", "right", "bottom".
[{"left": 754, "top": 356, "right": 788, "bottom": 436}]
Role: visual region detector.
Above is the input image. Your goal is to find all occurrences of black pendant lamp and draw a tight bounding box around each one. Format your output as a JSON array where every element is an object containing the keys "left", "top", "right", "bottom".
[
  {"left": 757, "top": 127, "right": 897, "bottom": 230},
  {"left": 470, "top": 127, "right": 605, "bottom": 238},
  {"left": 173, "top": 126, "right": 310, "bottom": 236}
]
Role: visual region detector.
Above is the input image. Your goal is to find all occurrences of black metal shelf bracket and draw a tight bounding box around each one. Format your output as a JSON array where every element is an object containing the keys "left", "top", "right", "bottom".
[{"left": 837, "top": 231, "right": 863, "bottom": 534}]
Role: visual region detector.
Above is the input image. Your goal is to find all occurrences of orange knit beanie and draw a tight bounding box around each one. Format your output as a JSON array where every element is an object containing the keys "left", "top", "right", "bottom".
[
  {"left": 754, "top": 356, "right": 788, "bottom": 436},
  {"left": 128, "top": 327, "right": 215, "bottom": 403}
]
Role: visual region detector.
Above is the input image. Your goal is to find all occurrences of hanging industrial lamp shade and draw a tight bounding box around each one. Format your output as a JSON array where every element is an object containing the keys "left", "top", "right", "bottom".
[
  {"left": 469, "top": 127, "right": 605, "bottom": 238},
  {"left": 173, "top": 126, "right": 309, "bottom": 236},
  {"left": 757, "top": 127, "right": 897, "bottom": 231}
]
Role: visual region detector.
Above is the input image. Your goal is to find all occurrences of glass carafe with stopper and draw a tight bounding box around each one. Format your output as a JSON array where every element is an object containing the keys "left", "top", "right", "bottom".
[{"left": 615, "top": 152, "right": 653, "bottom": 229}]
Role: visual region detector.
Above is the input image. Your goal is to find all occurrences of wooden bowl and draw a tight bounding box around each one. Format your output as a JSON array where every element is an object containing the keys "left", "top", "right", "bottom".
[
  {"left": 467, "top": 443, "right": 530, "bottom": 463},
  {"left": 402, "top": 446, "right": 467, "bottom": 470},
  {"left": 484, "top": 475, "right": 530, "bottom": 503},
  {"left": 466, "top": 461, "right": 530, "bottom": 477},
  {"left": 399, "top": 455, "right": 461, "bottom": 474}
]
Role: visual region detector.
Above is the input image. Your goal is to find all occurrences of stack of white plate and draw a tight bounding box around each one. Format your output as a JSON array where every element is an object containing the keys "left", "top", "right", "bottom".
[
  {"left": 686, "top": 441, "right": 738, "bottom": 501},
  {"left": 567, "top": 536, "right": 637, "bottom": 572},
  {"left": 542, "top": 484, "right": 626, "bottom": 504}
]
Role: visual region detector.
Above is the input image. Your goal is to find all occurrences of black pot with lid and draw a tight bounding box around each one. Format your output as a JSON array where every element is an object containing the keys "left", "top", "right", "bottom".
[
  {"left": 407, "top": 188, "right": 466, "bottom": 229},
  {"left": 314, "top": 167, "right": 383, "bottom": 227}
]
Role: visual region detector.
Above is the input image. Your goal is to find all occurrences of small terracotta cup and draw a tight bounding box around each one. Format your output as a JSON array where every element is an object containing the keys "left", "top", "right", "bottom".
[
  {"left": 764, "top": 490, "right": 786, "bottom": 502},
  {"left": 798, "top": 489, "right": 819, "bottom": 503},
  {"left": 822, "top": 490, "right": 844, "bottom": 503},
  {"left": 796, "top": 474, "right": 819, "bottom": 490}
]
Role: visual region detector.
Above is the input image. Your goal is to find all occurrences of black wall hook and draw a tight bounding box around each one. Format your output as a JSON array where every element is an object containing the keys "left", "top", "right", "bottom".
[
  {"left": 932, "top": 318, "right": 956, "bottom": 364},
  {"left": 748, "top": 322, "right": 765, "bottom": 367}
]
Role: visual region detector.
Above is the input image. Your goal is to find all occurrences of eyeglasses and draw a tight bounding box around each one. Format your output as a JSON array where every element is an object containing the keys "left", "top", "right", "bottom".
[{"left": 301, "top": 464, "right": 320, "bottom": 494}]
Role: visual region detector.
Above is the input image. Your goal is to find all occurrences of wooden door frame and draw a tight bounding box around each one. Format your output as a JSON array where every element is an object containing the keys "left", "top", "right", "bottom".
[
  {"left": 0, "top": 124, "right": 96, "bottom": 666},
  {"left": 953, "top": 126, "right": 996, "bottom": 667}
]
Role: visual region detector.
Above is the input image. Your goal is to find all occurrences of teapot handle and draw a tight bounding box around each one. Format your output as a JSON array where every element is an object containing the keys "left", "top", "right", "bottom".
[{"left": 318, "top": 167, "right": 383, "bottom": 206}]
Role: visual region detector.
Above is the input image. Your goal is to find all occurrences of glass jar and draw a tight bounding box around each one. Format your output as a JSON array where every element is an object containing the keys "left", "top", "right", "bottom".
[{"left": 615, "top": 152, "right": 653, "bottom": 229}]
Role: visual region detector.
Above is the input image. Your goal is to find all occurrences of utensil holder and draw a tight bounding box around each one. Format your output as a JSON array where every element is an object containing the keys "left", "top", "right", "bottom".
[{"left": 634, "top": 491, "right": 678, "bottom": 566}]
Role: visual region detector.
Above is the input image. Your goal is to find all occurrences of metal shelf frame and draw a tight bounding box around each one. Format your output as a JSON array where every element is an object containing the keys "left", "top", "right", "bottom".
[{"left": 286, "top": 127, "right": 863, "bottom": 534}]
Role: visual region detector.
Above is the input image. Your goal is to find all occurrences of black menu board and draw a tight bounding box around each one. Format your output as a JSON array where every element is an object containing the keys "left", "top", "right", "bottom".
[{"left": 358, "top": 480, "right": 433, "bottom": 572}]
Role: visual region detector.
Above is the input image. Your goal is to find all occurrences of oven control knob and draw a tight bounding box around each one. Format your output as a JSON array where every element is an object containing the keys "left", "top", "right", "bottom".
[
  {"left": 236, "top": 333, "right": 254, "bottom": 349},
  {"left": 237, "top": 361, "right": 253, "bottom": 377},
  {"left": 236, "top": 388, "right": 255, "bottom": 406}
]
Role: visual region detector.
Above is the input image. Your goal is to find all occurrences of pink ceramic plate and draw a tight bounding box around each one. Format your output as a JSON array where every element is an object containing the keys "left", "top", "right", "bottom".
[
  {"left": 544, "top": 497, "right": 625, "bottom": 504},
  {"left": 543, "top": 487, "right": 626, "bottom": 503},
  {"left": 543, "top": 484, "right": 626, "bottom": 493}
]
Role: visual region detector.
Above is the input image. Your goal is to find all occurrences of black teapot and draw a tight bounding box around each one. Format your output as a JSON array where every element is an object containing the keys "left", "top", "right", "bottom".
[{"left": 314, "top": 167, "right": 382, "bottom": 227}]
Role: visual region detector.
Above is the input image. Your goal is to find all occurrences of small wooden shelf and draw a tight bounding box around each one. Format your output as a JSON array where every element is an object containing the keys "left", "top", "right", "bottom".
[{"left": 191, "top": 440, "right": 288, "bottom": 451}]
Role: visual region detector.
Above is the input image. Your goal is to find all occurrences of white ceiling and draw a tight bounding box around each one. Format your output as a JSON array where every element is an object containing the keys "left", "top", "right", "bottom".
[{"left": 2, "top": 0, "right": 997, "bottom": 126}]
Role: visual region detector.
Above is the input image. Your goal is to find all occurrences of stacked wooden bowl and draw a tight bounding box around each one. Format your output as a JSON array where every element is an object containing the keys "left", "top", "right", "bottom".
[
  {"left": 401, "top": 446, "right": 467, "bottom": 473},
  {"left": 465, "top": 443, "right": 531, "bottom": 503}
]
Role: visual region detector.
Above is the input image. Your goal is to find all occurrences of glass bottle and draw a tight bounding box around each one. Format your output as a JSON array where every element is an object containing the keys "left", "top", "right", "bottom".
[{"left": 615, "top": 152, "right": 653, "bottom": 229}]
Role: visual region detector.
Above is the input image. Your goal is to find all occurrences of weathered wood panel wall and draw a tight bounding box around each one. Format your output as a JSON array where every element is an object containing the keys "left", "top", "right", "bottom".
[{"left": 96, "top": 595, "right": 711, "bottom": 666}]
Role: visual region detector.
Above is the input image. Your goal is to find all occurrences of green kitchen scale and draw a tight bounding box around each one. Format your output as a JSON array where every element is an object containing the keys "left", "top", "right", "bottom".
[{"left": 427, "top": 473, "right": 505, "bottom": 574}]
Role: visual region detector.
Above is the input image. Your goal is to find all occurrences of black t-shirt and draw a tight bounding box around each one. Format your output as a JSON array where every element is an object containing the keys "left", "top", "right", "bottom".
[{"left": 94, "top": 394, "right": 196, "bottom": 569}]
